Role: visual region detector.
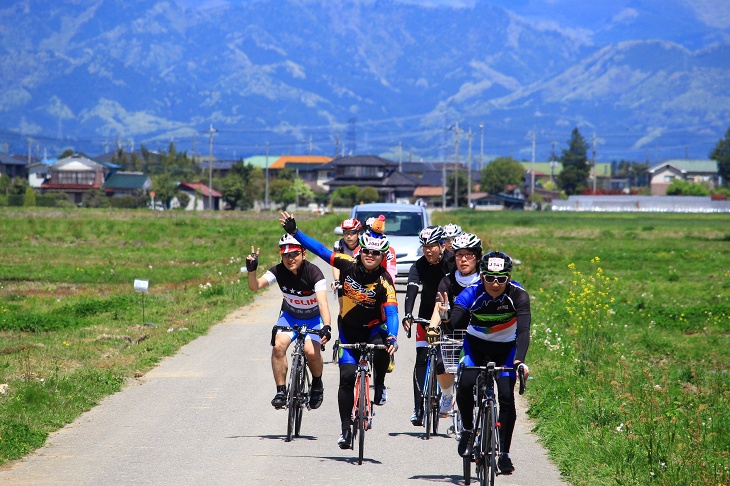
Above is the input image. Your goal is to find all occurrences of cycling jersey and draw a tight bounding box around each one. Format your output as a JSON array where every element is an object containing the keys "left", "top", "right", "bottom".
[
  {"left": 437, "top": 270, "right": 480, "bottom": 308},
  {"left": 263, "top": 260, "right": 327, "bottom": 321},
  {"left": 293, "top": 230, "right": 399, "bottom": 338},
  {"left": 404, "top": 251, "right": 455, "bottom": 347},
  {"left": 451, "top": 280, "right": 530, "bottom": 362}
]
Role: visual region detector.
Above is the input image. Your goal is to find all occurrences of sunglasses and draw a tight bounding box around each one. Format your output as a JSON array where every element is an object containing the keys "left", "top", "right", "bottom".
[
  {"left": 282, "top": 251, "right": 301, "bottom": 259},
  {"left": 483, "top": 274, "right": 509, "bottom": 284},
  {"left": 343, "top": 230, "right": 360, "bottom": 236},
  {"left": 454, "top": 252, "right": 476, "bottom": 261},
  {"left": 360, "top": 248, "right": 383, "bottom": 257}
]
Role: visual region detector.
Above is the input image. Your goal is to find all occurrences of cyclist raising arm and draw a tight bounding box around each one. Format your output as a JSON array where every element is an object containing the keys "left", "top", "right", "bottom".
[
  {"left": 440, "top": 250, "right": 530, "bottom": 475},
  {"left": 332, "top": 218, "right": 362, "bottom": 305},
  {"left": 246, "top": 235, "right": 332, "bottom": 411},
  {"left": 279, "top": 211, "right": 399, "bottom": 449}
]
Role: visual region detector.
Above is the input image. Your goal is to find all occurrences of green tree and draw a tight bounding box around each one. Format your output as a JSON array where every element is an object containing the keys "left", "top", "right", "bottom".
[
  {"left": 447, "top": 170, "right": 470, "bottom": 206},
  {"left": 665, "top": 179, "right": 710, "bottom": 196},
  {"left": 357, "top": 186, "right": 380, "bottom": 204},
  {"left": 23, "top": 187, "right": 36, "bottom": 206},
  {"left": 220, "top": 162, "right": 263, "bottom": 210},
  {"left": 557, "top": 128, "right": 591, "bottom": 195},
  {"left": 150, "top": 172, "right": 178, "bottom": 208},
  {"left": 709, "top": 127, "right": 730, "bottom": 187},
  {"left": 330, "top": 185, "right": 360, "bottom": 207},
  {"left": 480, "top": 157, "right": 525, "bottom": 195},
  {"left": 0, "top": 174, "right": 9, "bottom": 195}
]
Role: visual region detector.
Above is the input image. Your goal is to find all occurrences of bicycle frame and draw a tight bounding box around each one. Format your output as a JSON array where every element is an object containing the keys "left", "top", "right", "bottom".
[
  {"left": 276, "top": 324, "right": 322, "bottom": 442},
  {"left": 339, "top": 342, "right": 387, "bottom": 465},
  {"left": 460, "top": 362, "right": 511, "bottom": 486}
]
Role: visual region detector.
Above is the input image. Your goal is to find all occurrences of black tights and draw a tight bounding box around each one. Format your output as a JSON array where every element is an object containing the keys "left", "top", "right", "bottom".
[{"left": 456, "top": 371, "right": 517, "bottom": 453}]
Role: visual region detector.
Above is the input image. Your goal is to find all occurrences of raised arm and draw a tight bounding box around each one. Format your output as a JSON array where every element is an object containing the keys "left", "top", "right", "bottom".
[
  {"left": 279, "top": 212, "right": 335, "bottom": 265},
  {"left": 246, "top": 246, "right": 270, "bottom": 291}
]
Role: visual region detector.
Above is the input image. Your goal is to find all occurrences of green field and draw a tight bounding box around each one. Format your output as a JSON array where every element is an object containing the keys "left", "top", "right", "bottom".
[{"left": 1, "top": 208, "right": 728, "bottom": 485}]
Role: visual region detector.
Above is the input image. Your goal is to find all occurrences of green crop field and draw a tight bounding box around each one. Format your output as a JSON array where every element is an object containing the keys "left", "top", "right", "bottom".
[{"left": 1, "top": 207, "right": 728, "bottom": 485}]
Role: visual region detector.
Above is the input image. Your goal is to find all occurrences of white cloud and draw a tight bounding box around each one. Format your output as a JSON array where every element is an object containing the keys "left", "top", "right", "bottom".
[
  {"left": 679, "top": 0, "right": 730, "bottom": 29},
  {"left": 612, "top": 8, "right": 639, "bottom": 24},
  {"left": 45, "top": 96, "right": 75, "bottom": 119}
]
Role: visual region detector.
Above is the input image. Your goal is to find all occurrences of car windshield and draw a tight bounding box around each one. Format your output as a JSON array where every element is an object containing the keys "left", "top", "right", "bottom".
[{"left": 355, "top": 211, "right": 423, "bottom": 237}]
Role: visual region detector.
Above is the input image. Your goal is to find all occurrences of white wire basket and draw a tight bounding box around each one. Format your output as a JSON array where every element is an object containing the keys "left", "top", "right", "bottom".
[{"left": 439, "top": 329, "right": 465, "bottom": 374}]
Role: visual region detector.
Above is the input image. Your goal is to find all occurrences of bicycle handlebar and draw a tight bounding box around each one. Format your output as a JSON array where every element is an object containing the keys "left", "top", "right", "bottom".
[
  {"left": 459, "top": 361, "right": 528, "bottom": 394},
  {"left": 272, "top": 324, "right": 330, "bottom": 351},
  {"left": 403, "top": 316, "right": 433, "bottom": 339},
  {"left": 339, "top": 343, "right": 388, "bottom": 350}
]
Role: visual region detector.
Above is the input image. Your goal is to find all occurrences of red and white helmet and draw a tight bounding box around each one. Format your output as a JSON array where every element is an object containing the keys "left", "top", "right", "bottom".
[
  {"left": 341, "top": 218, "right": 363, "bottom": 232},
  {"left": 278, "top": 234, "right": 303, "bottom": 254}
]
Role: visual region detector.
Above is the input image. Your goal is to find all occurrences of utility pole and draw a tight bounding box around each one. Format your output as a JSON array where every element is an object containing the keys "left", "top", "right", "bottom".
[
  {"left": 530, "top": 131, "right": 536, "bottom": 197},
  {"left": 550, "top": 140, "right": 557, "bottom": 184},
  {"left": 441, "top": 162, "right": 446, "bottom": 212},
  {"left": 309, "top": 135, "right": 313, "bottom": 155},
  {"left": 452, "top": 124, "right": 461, "bottom": 208},
  {"left": 479, "top": 122, "right": 484, "bottom": 171},
  {"left": 207, "top": 124, "right": 217, "bottom": 210},
  {"left": 592, "top": 133, "right": 597, "bottom": 194},
  {"left": 467, "top": 129, "right": 473, "bottom": 209},
  {"left": 398, "top": 141, "right": 403, "bottom": 172},
  {"left": 265, "top": 141, "right": 270, "bottom": 210}
]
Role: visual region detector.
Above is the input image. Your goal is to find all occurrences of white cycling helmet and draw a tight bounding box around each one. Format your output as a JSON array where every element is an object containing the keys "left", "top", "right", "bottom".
[
  {"left": 443, "top": 223, "right": 463, "bottom": 239},
  {"left": 358, "top": 230, "right": 390, "bottom": 251},
  {"left": 451, "top": 233, "right": 482, "bottom": 252}
]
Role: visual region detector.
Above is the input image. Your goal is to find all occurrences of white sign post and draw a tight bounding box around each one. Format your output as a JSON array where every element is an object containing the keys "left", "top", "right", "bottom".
[{"left": 134, "top": 279, "right": 149, "bottom": 324}]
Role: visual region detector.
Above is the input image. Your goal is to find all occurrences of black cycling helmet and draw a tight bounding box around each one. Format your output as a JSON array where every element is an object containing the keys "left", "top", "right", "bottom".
[
  {"left": 418, "top": 225, "right": 445, "bottom": 245},
  {"left": 479, "top": 250, "right": 513, "bottom": 275}
]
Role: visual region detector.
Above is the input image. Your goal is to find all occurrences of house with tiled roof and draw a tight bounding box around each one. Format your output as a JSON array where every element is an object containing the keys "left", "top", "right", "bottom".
[
  {"left": 648, "top": 159, "right": 719, "bottom": 195},
  {"left": 322, "top": 155, "right": 424, "bottom": 201},
  {"left": 269, "top": 155, "right": 332, "bottom": 191},
  {"left": 177, "top": 181, "right": 223, "bottom": 210},
  {"left": 0, "top": 153, "right": 27, "bottom": 178},
  {"left": 41, "top": 155, "right": 105, "bottom": 205},
  {"left": 102, "top": 172, "right": 152, "bottom": 197}
]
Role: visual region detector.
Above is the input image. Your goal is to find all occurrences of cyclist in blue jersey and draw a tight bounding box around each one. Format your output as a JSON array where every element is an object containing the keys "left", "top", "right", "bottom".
[
  {"left": 438, "top": 250, "right": 531, "bottom": 475},
  {"left": 279, "top": 211, "right": 399, "bottom": 449},
  {"left": 247, "top": 234, "right": 332, "bottom": 410}
]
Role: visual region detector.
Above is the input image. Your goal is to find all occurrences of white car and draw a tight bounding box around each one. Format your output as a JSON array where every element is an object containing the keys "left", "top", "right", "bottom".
[{"left": 335, "top": 203, "right": 429, "bottom": 285}]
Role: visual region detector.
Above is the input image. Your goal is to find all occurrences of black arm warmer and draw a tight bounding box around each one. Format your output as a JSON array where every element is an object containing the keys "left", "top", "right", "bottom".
[{"left": 515, "top": 313, "right": 531, "bottom": 363}]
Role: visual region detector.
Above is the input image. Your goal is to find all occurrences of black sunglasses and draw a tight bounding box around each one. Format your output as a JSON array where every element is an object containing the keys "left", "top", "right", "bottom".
[
  {"left": 361, "top": 248, "right": 383, "bottom": 257},
  {"left": 483, "top": 274, "right": 509, "bottom": 284}
]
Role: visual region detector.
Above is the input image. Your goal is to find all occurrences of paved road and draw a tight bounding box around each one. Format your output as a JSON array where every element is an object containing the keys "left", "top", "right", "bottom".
[{"left": 0, "top": 256, "right": 568, "bottom": 485}]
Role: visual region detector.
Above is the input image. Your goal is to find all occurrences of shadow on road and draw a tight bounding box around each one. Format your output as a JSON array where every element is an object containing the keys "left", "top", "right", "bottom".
[
  {"left": 408, "top": 474, "right": 465, "bottom": 484},
  {"left": 226, "top": 434, "right": 318, "bottom": 442}
]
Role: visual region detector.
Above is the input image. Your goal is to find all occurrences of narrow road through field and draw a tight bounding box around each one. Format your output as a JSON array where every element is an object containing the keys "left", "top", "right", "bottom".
[{"left": 0, "top": 257, "right": 568, "bottom": 485}]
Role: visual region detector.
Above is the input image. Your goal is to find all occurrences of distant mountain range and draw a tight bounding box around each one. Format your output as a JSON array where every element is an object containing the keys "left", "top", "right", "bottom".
[{"left": 1, "top": 0, "right": 729, "bottom": 164}]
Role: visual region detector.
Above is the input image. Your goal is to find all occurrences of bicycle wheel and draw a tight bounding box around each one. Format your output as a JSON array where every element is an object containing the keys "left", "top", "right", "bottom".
[
  {"left": 357, "top": 370, "right": 367, "bottom": 465},
  {"left": 295, "top": 365, "right": 309, "bottom": 437},
  {"left": 424, "top": 358, "right": 433, "bottom": 439},
  {"left": 432, "top": 389, "right": 441, "bottom": 436},
  {"left": 286, "top": 355, "right": 302, "bottom": 442},
  {"left": 478, "top": 405, "right": 490, "bottom": 486},
  {"left": 487, "top": 401, "right": 499, "bottom": 486},
  {"left": 463, "top": 454, "right": 472, "bottom": 485}
]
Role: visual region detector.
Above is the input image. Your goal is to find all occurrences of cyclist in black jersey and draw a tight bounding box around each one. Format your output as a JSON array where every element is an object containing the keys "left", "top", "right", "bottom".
[
  {"left": 426, "top": 233, "right": 483, "bottom": 413},
  {"left": 402, "top": 225, "right": 455, "bottom": 426},
  {"left": 246, "top": 234, "right": 332, "bottom": 410},
  {"left": 279, "top": 211, "right": 400, "bottom": 449}
]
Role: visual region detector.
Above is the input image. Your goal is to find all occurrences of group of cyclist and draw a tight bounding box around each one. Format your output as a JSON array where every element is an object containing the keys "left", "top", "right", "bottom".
[{"left": 245, "top": 210, "right": 531, "bottom": 475}]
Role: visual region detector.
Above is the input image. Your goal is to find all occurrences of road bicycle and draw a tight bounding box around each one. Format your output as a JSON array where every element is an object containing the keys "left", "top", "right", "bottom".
[
  {"left": 274, "top": 324, "right": 327, "bottom": 443},
  {"left": 410, "top": 317, "right": 444, "bottom": 439},
  {"left": 460, "top": 361, "right": 526, "bottom": 486},
  {"left": 338, "top": 342, "right": 387, "bottom": 465}
]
